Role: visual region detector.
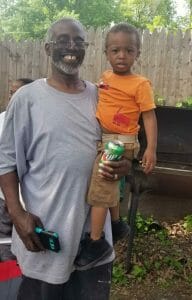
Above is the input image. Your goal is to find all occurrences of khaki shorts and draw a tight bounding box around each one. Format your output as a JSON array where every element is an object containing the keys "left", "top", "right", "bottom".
[{"left": 87, "top": 134, "right": 140, "bottom": 208}]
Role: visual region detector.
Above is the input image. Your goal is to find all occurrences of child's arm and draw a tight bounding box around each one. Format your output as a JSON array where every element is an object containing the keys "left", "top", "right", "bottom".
[{"left": 141, "top": 109, "right": 157, "bottom": 174}]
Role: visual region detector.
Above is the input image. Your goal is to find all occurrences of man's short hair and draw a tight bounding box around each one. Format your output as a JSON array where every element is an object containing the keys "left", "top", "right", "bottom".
[{"left": 45, "top": 18, "right": 85, "bottom": 43}]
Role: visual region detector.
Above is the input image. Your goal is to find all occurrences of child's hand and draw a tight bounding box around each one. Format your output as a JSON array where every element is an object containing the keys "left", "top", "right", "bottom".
[{"left": 141, "top": 148, "right": 156, "bottom": 174}]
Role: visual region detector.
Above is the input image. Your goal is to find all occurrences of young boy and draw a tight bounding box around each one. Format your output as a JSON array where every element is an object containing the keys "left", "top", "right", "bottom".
[{"left": 75, "top": 23, "right": 157, "bottom": 269}]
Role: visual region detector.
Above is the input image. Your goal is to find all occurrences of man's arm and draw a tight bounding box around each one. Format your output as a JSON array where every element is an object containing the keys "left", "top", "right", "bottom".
[
  {"left": 142, "top": 109, "right": 157, "bottom": 174},
  {"left": 0, "top": 171, "right": 45, "bottom": 252}
]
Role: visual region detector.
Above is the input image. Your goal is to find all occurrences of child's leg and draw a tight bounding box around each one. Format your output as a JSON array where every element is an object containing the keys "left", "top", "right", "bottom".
[
  {"left": 75, "top": 205, "right": 113, "bottom": 270},
  {"left": 110, "top": 200, "right": 129, "bottom": 243},
  {"left": 110, "top": 176, "right": 125, "bottom": 221},
  {"left": 109, "top": 203, "right": 120, "bottom": 222},
  {"left": 90, "top": 206, "right": 108, "bottom": 240}
]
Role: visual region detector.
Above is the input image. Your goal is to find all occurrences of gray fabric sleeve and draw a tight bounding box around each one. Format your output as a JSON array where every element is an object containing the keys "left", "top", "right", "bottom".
[{"left": 0, "top": 96, "right": 28, "bottom": 180}]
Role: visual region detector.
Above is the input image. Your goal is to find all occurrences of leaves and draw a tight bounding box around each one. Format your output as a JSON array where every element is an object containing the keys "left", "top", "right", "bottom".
[
  {"left": 183, "top": 215, "right": 192, "bottom": 231},
  {"left": 0, "top": 0, "right": 121, "bottom": 39},
  {"left": 0, "top": 0, "right": 191, "bottom": 40},
  {"left": 112, "top": 215, "right": 192, "bottom": 298}
]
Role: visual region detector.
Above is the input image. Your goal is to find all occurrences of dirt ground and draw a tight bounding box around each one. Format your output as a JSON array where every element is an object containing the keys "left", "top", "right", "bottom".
[{"left": 110, "top": 220, "right": 192, "bottom": 300}]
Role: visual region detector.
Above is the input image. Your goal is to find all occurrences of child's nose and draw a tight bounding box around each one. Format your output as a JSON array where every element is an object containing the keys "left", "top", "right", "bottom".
[{"left": 118, "top": 50, "right": 127, "bottom": 58}]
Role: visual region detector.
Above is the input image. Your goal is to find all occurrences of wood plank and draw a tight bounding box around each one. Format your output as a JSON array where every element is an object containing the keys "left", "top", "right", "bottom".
[{"left": 0, "top": 29, "right": 191, "bottom": 107}]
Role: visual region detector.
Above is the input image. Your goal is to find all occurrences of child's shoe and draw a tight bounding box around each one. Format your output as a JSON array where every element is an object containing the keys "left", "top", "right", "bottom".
[
  {"left": 112, "top": 218, "right": 130, "bottom": 243},
  {"left": 75, "top": 232, "right": 113, "bottom": 270}
]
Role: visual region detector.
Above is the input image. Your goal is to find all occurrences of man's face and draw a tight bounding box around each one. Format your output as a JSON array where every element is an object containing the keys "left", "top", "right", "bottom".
[{"left": 47, "top": 21, "right": 87, "bottom": 75}]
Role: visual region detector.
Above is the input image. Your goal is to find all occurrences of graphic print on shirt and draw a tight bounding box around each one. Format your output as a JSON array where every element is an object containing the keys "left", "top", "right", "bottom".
[{"left": 113, "top": 107, "right": 130, "bottom": 127}]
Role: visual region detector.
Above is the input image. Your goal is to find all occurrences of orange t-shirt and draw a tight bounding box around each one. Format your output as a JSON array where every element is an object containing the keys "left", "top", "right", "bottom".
[{"left": 96, "top": 70, "right": 156, "bottom": 134}]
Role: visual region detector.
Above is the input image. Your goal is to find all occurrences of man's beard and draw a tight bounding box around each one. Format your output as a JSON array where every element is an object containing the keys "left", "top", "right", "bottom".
[
  {"left": 51, "top": 52, "right": 84, "bottom": 75},
  {"left": 52, "top": 59, "right": 81, "bottom": 75}
]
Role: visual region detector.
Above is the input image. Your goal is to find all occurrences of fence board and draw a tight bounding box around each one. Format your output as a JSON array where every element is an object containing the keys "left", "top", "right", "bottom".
[
  {"left": 179, "top": 30, "right": 192, "bottom": 101},
  {"left": 141, "top": 29, "right": 152, "bottom": 80},
  {"left": 0, "top": 29, "right": 192, "bottom": 110}
]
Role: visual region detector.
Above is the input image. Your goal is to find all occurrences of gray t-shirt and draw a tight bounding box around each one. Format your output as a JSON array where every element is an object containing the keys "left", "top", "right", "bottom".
[{"left": 0, "top": 79, "right": 114, "bottom": 284}]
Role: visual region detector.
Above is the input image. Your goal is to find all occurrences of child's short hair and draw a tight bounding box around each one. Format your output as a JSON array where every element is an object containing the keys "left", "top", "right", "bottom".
[{"left": 105, "top": 23, "right": 140, "bottom": 50}]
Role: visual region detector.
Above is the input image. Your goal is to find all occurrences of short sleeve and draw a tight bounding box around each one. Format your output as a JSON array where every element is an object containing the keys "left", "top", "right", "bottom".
[
  {"left": 0, "top": 96, "right": 28, "bottom": 181},
  {"left": 135, "top": 80, "right": 156, "bottom": 112}
]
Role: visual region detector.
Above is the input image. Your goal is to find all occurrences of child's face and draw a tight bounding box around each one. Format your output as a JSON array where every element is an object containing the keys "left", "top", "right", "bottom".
[{"left": 105, "top": 32, "right": 139, "bottom": 75}]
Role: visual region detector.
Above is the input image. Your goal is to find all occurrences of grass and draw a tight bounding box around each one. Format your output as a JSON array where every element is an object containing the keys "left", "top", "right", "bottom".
[{"left": 111, "top": 214, "right": 192, "bottom": 299}]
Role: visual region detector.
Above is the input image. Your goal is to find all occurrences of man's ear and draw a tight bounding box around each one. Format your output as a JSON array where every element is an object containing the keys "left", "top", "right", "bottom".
[{"left": 45, "top": 43, "right": 51, "bottom": 56}]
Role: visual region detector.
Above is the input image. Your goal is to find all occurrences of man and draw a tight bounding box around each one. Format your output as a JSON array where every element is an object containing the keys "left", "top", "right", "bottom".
[{"left": 0, "top": 18, "right": 130, "bottom": 300}]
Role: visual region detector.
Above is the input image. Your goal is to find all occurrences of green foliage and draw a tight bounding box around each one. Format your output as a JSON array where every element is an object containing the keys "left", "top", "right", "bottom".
[
  {"left": 0, "top": 0, "right": 191, "bottom": 40},
  {"left": 135, "top": 213, "right": 154, "bottom": 233},
  {"left": 183, "top": 215, "right": 192, "bottom": 232},
  {"left": 113, "top": 262, "right": 147, "bottom": 283},
  {"left": 157, "top": 277, "right": 172, "bottom": 289},
  {"left": 75, "top": 0, "right": 122, "bottom": 28},
  {"left": 154, "top": 94, "right": 166, "bottom": 106},
  {"left": 154, "top": 95, "right": 192, "bottom": 108},
  {"left": 112, "top": 263, "right": 128, "bottom": 285},
  {"left": 119, "top": 0, "right": 176, "bottom": 30},
  {"left": 131, "top": 264, "right": 147, "bottom": 280},
  {"left": 0, "top": 0, "right": 122, "bottom": 40},
  {"left": 111, "top": 214, "right": 192, "bottom": 291},
  {"left": 163, "top": 256, "right": 183, "bottom": 272},
  {"left": 0, "top": 0, "right": 78, "bottom": 40},
  {"left": 154, "top": 261, "right": 162, "bottom": 270},
  {"left": 176, "top": 97, "right": 192, "bottom": 109},
  {"left": 155, "top": 230, "right": 171, "bottom": 246},
  {"left": 187, "top": 274, "right": 192, "bottom": 286}
]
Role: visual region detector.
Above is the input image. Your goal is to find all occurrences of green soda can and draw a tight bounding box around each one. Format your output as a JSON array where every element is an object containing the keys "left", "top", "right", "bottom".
[{"left": 101, "top": 140, "right": 125, "bottom": 162}]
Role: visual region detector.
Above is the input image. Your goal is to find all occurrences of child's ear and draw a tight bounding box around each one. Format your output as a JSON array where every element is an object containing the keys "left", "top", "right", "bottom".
[
  {"left": 137, "top": 50, "right": 141, "bottom": 58},
  {"left": 136, "top": 50, "right": 141, "bottom": 60},
  {"left": 104, "top": 49, "right": 109, "bottom": 61}
]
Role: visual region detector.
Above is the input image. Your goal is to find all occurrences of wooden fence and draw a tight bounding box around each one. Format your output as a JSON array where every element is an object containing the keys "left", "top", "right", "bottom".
[{"left": 0, "top": 28, "right": 192, "bottom": 110}]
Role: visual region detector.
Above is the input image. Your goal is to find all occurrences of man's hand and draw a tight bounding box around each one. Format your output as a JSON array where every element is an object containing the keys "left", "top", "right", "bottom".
[
  {"left": 11, "top": 210, "right": 45, "bottom": 252},
  {"left": 98, "top": 158, "right": 131, "bottom": 181}
]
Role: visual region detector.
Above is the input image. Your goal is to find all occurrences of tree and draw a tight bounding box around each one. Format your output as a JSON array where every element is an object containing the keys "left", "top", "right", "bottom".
[
  {"left": 72, "top": 0, "right": 122, "bottom": 28},
  {"left": 119, "top": 0, "right": 176, "bottom": 29},
  {"left": 0, "top": 0, "right": 191, "bottom": 40},
  {"left": 184, "top": 0, "right": 192, "bottom": 27},
  {"left": 0, "top": 0, "right": 122, "bottom": 40},
  {"left": 0, "top": 0, "right": 78, "bottom": 40}
]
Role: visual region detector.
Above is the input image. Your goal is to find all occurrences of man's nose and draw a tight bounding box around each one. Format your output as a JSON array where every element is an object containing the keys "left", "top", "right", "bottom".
[{"left": 67, "top": 39, "right": 76, "bottom": 49}]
